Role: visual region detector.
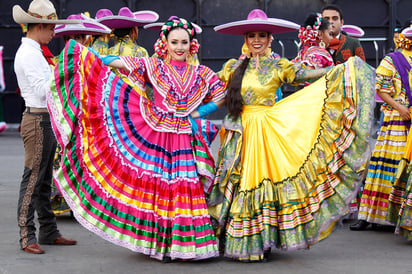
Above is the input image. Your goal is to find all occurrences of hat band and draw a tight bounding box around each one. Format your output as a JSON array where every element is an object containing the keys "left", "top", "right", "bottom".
[{"left": 28, "top": 11, "right": 58, "bottom": 20}]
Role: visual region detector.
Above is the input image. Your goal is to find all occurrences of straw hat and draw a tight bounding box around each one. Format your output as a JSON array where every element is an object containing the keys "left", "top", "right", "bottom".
[
  {"left": 54, "top": 14, "right": 111, "bottom": 37},
  {"left": 214, "top": 9, "right": 299, "bottom": 35},
  {"left": 144, "top": 21, "right": 202, "bottom": 34},
  {"left": 341, "top": 25, "right": 365, "bottom": 38},
  {"left": 12, "top": 0, "right": 80, "bottom": 24},
  {"left": 96, "top": 7, "right": 158, "bottom": 29}
]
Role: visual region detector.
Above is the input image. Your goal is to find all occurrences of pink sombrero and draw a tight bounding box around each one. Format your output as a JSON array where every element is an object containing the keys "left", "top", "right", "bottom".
[
  {"left": 143, "top": 21, "right": 202, "bottom": 34},
  {"left": 214, "top": 9, "right": 299, "bottom": 35},
  {"left": 401, "top": 26, "right": 412, "bottom": 38},
  {"left": 54, "top": 13, "right": 111, "bottom": 37},
  {"left": 96, "top": 7, "right": 158, "bottom": 29},
  {"left": 341, "top": 25, "right": 365, "bottom": 38}
]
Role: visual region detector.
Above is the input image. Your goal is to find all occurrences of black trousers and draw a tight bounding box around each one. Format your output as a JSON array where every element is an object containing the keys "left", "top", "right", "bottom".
[{"left": 17, "top": 112, "right": 61, "bottom": 248}]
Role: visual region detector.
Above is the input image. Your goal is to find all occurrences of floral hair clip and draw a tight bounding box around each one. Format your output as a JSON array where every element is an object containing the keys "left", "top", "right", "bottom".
[{"left": 313, "top": 13, "right": 322, "bottom": 30}]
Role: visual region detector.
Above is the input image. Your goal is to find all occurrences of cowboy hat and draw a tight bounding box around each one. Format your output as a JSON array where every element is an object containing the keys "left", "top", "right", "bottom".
[
  {"left": 214, "top": 9, "right": 299, "bottom": 35},
  {"left": 54, "top": 14, "right": 111, "bottom": 37},
  {"left": 341, "top": 25, "right": 365, "bottom": 38},
  {"left": 12, "top": 0, "right": 80, "bottom": 24},
  {"left": 144, "top": 21, "right": 203, "bottom": 34},
  {"left": 96, "top": 7, "right": 158, "bottom": 29}
]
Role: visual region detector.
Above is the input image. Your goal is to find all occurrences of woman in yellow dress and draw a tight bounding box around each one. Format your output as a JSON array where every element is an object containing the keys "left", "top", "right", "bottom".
[
  {"left": 351, "top": 23, "right": 412, "bottom": 231},
  {"left": 386, "top": 26, "right": 412, "bottom": 241},
  {"left": 207, "top": 9, "right": 376, "bottom": 262},
  {"left": 90, "top": 9, "right": 114, "bottom": 55},
  {"left": 96, "top": 7, "right": 158, "bottom": 57}
]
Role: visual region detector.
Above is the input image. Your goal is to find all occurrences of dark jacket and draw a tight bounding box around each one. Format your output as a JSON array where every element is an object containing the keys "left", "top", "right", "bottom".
[{"left": 330, "top": 32, "right": 365, "bottom": 65}]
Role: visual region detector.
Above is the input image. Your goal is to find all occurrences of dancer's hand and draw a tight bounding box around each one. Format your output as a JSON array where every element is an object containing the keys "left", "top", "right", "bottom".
[
  {"left": 398, "top": 105, "right": 411, "bottom": 121},
  {"left": 377, "top": 91, "right": 411, "bottom": 121}
]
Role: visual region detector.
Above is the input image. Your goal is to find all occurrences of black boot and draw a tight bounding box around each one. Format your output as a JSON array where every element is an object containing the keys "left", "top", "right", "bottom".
[
  {"left": 161, "top": 256, "right": 172, "bottom": 263},
  {"left": 349, "top": 220, "right": 370, "bottom": 231},
  {"left": 262, "top": 248, "right": 271, "bottom": 262}
]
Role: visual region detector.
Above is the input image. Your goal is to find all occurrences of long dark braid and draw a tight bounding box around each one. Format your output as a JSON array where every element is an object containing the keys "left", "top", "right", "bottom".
[{"left": 226, "top": 57, "right": 250, "bottom": 119}]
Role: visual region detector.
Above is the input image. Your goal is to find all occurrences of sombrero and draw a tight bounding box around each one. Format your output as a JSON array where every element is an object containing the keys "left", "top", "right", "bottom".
[
  {"left": 401, "top": 26, "right": 412, "bottom": 38},
  {"left": 144, "top": 21, "right": 202, "bottom": 34},
  {"left": 96, "top": 7, "right": 158, "bottom": 29},
  {"left": 12, "top": 0, "right": 80, "bottom": 24},
  {"left": 214, "top": 9, "right": 299, "bottom": 35},
  {"left": 341, "top": 25, "right": 365, "bottom": 38},
  {"left": 54, "top": 14, "right": 111, "bottom": 37}
]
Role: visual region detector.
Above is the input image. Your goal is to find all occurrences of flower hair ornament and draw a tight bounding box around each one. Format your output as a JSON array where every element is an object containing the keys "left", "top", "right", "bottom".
[
  {"left": 298, "top": 13, "right": 322, "bottom": 46},
  {"left": 154, "top": 16, "right": 200, "bottom": 59},
  {"left": 397, "top": 33, "right": 412, "bottom": 50}
]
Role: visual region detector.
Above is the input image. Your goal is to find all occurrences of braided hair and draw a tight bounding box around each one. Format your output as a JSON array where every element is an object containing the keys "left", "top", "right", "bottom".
[{"left": 298, "top": 13, "right": 330, "bottom": 45}]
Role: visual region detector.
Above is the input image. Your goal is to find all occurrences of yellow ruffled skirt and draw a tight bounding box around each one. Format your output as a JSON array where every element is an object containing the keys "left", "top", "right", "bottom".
[{"left": 208, "top": 57, "right": 376, "bottom": 261}]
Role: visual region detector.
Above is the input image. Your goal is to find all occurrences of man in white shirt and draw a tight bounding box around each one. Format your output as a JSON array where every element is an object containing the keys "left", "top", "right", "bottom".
[{"left": 12, "top": 0, "right": 79, "bottom": 254}]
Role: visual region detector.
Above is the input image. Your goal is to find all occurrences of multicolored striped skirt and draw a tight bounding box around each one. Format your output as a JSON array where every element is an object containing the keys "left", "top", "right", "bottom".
[
  {"left": 358, "top": 110, "right": 410, "bottom": 225},
  {"left": 47, "top": 41, "right": 219, "bottom": 260}
]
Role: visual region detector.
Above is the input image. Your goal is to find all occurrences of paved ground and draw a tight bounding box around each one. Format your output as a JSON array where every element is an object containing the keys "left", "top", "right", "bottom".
[{"left": 0, "top": 129, "right": 411, "bottom": 274}]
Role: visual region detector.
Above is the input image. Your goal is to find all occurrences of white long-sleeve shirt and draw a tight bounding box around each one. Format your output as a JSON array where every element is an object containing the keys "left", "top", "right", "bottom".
[{"left": 14, "top": 37, "right": 52, "bottom": 108}]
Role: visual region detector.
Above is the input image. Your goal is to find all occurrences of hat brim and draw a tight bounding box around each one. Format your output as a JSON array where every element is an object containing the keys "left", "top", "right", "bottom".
[
  {"left": 133, "top": 10, "right": 159, "bottom": 22},
  {"left": 12, "top": 5, "right": 80, "bottom": 24},
  {"left": 401, "top": 27, "right": 412, "bottom": 38},
  {"left": 214, "top": 18, "right": 299, "bottom": 35},
  {"left": 98, "top": 10, "right": 158, "bottom": 29},
  {"left": 54, "top": 22, "right": 111, "bottom": 37},
  {"left": 341, "top": 25, "right": 365, "bottom": 38},
  {"left": 144, "top": 22, "right": 203, "bottom": 34}
]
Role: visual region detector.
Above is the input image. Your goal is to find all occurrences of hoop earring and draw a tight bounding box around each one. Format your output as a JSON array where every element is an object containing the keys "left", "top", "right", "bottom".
[
  {"left": 186, "top": 54, "right": 193, "bottom": 64},
  {"left": 319, "top": 40, "right": 326, "bottom": 49},
  {"left": 164, "top": 52, "right": 171, "bottom": 63}
]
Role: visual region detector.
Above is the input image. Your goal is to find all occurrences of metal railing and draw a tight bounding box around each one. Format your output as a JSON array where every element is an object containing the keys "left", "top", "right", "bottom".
[{"left": 359, "top": 37, "right": 388, "bottom": 67}]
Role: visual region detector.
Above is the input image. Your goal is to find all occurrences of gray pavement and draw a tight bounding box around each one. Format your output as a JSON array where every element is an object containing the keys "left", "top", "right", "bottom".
[{"left": 0, "top": 129, "right": 411, "bottom": 274}]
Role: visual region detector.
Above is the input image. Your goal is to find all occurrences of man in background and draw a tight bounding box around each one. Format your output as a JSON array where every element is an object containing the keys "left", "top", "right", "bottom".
[{"left": 321, "top": 4, "right": 365, "bottom": 64}]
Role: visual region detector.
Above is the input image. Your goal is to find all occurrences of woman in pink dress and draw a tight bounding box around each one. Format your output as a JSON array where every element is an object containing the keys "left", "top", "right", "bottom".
[
  {"left": 48, "top": 16, "right": 226, "bottom": 261},
  {"left": 294, "top": 13, "right": 334, "bottom": 73}
]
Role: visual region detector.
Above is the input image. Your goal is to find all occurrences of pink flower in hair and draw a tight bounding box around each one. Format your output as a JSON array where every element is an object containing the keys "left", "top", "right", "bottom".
[
  {"left": 154, "top": 38, "right": 168, "bottom": 58},
  {"left": 190, "top": 38, "right": 200, "bottom": 56}
]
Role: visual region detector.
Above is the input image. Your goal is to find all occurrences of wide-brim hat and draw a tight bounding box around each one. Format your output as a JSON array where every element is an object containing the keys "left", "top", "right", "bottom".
[
  {"left": 54, "top": 14, "right": 111, "bottom": 37},
  {"left": 214, "top": 9, "right": 299, "bottom": 35},
  {"left": 96, "top": 7, "right": 158, "bottom": 29},
  {"left": 12, "top": 0, "right": 80, "bottom": 24},
  {"left": 144, "top": 22, "right": 202, "bottom": 34},
  {"left": 401, "top": 27, "right": 412, "bottom": 38},
  {"left": 341, "top": 25, "right": 365, "bottom": 38}
]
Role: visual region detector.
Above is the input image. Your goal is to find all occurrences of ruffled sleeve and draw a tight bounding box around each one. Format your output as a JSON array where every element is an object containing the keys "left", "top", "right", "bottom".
[
  {"left": 200, "top": 66, "right": 227, "bottom": 104},
  {"left": 117, "top": 56, "right": 150, "bottom": 97},
  {"left": 303, "top": 47, "right": 334, "bottom": 69},
  {"left": 218, "top": 58, "right": 240, "bottom": 83},
  {"left": 274, "top": 58, "right": 302, "bottom": 84},
  {"left": 376, "top": 55, "right": 396, "bottom": 95}
]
